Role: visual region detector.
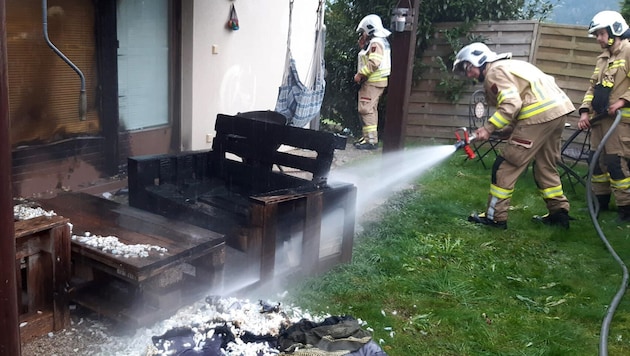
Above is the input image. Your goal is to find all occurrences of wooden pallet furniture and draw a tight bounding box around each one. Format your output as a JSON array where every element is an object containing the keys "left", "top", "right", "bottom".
[
  {"left": 128, "top": 113, "right": 357, "bottom": 281},
  {"left": 14, "top": 215, "right": 71, "bottom": 342},
  {"left": 38, "top": 192, "right": 225, "bottom": 328}
]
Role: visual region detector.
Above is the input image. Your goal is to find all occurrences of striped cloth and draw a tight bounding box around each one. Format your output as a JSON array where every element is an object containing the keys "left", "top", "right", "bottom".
[{"left": 275, "top": 54, "right": 325, "bottom": 127}]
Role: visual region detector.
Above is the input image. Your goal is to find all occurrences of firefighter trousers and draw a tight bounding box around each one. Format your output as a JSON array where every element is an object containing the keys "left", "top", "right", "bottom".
[
  {"left": 590, "top": 119, "right": 630, "bottom": 207},
  {"left": 485, "top": 116, "right": 570, "bottom": 222},
  {"left": 358, "top": 83, "right": 385, "bottom": 144}
]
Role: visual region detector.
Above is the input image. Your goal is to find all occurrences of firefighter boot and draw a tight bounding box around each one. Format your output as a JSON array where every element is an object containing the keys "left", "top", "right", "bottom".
[
  {"left": 532, "top": 209, "right": 570, "bottom": 229},
  {"left": 617, "top": 206, "right": 630, "bottom": 223},
  {"left": 354, "top": 137, "right": 378, "bottom": 150},
  {"left": 597, "top": 194, "right": 611, "bottom": 212},
  {"left": 355, "top": 142, "right": 378, "bottom": 150},
  {"left": 467, "top": 212, "right": 507, "bottom": 229}
]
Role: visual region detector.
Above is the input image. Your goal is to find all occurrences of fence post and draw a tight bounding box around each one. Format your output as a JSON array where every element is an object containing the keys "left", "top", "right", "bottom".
[
  {"left": 0, "top": 0, "right": 21, "bottom": 354},
  {"left": 382, "top": 0, "right": 420, "bottom": 153}
]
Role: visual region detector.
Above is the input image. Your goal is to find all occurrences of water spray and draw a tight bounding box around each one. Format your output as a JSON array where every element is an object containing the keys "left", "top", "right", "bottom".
[{"left": 453, "top": 127, "right": 477, "bottom": 160}]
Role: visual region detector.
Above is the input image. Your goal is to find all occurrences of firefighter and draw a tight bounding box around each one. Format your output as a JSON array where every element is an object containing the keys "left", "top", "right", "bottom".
[
  {"left": 577, "top": 10, "right": 630, "bottom": 222},
  {"left": 453, "top": 42, "right": 575, "bottom": 229},
  {"left": 353, "top": 14, "right": 391, "bottom": 150}
]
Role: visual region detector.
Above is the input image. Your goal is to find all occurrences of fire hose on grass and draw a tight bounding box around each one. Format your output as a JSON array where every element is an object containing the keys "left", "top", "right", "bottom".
[
  {"left": 586, "top": 110, "right": 627, "bottom": 356},
  {"left": 453, "top": 112, "right": 627, "bottom": 356}
]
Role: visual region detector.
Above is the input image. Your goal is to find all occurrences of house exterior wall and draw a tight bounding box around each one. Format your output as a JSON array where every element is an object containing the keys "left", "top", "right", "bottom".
[{"left": 181, "top": 0, "right": 321, "bottom": 151}]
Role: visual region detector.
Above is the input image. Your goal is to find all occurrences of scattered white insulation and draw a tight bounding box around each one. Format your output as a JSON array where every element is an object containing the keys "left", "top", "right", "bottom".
[{"left": 14, "top": 203, "right": 168, "bottom": 258}]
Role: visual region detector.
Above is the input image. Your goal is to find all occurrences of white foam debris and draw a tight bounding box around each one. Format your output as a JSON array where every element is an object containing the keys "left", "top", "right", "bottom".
[
  {"left": 14, "top": 201, "right": 168, "bottom": 258},
  {"left": 109, "top": 296, "right": 325, "bottom": 356},
  {"left": 72, "top": 232, "right": 168, "bottom": 258},
  {"left": 14, "top": 204, "right": 56, "bottom": 220}
]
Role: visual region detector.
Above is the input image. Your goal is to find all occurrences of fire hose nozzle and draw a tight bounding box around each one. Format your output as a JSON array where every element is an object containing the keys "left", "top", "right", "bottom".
[{"left": 454, "top": 128, "right": 477, "bottom": 160}]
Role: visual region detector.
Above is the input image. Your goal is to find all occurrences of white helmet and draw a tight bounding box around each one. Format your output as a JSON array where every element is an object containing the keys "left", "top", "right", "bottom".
[
  {"left": 356, "top": 14, "right": 391, "bottom": 38},
  {"left": 588, "top": 10, "right": 629, "bottom": 37},
  {"left": 452, "top": 42, "right": 511, "bottom": 74}
]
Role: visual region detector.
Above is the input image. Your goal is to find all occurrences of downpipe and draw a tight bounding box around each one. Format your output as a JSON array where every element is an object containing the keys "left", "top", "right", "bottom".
[
  {"left": 42, "top": 0, "right": 86, "bottom": 120},
  {"left": 586, "top": 110, "right": 627, "bottom": 356}
]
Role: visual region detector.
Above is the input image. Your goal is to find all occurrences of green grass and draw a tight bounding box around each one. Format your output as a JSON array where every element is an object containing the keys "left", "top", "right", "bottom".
[{"left": 286, "top": 150, "right": 630, "bottom": 355}]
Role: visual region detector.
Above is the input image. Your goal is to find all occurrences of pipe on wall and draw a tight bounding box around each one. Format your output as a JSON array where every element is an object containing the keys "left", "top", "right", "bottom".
[{"left": 42, "top": 0, "right": 87, "bottom": 121}]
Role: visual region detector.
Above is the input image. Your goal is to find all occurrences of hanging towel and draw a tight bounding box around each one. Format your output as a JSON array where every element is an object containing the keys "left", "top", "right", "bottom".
[{"left": 275, "top": 0, "right": 326, "bottom": 127}]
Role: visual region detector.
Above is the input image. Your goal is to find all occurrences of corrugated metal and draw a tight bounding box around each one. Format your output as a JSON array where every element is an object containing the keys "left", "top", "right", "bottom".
[{"left": 7, "top": 0, "right": 100, "bottom": 147}]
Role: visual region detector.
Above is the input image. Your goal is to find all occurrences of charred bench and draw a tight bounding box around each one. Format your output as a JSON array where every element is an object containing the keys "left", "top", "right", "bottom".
[
  {"left": 14, "top": 215, "right": 71, "bottom": 342},
  {"left": 38, "top": 192, "right": 225, "bottom": 327},
  {"left": 128, "top": 113, "right": 357, "bottom": 281}
]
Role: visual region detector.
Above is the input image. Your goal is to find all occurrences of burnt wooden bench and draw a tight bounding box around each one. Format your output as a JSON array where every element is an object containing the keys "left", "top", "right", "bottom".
[
  {"left": 38, "top": 192, "right": 225, "bottom": 327},
  {"left": 128, "top": 113, "right": 357, "bottom": 282},
  {"left": 15, "top": 215, "right": 71, "bottom": 342}
]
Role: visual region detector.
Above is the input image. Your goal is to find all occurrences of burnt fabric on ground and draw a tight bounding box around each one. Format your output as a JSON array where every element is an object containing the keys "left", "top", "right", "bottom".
[
  {"left": 152, "top": 324, "right": 280, "bottom": 355},
  {"left": 151, "top": 315, "right": 386, "bottom": 356},
  {"left": 279, "top": 341, "right": 388, "bottom": 356},
  {"left": 278, "top": 316, "right": 373, "bottom": 353},
  {"left": 151, "top": 325, "right": 235, "bottom": 355},
  {"left": 346, "top": 341, "right": 388, "bottom": 356}
]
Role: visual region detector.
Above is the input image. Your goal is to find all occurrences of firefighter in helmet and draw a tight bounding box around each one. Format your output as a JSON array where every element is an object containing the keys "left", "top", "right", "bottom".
[
  {"left": 353, "top": 14, "right": 391, "bottom": 150},
  {"left": 453, "top": 42, "right": 574, "bottom": 229},
  {"left": 577, "top": 10, "right": 630, "bottom": 222}
]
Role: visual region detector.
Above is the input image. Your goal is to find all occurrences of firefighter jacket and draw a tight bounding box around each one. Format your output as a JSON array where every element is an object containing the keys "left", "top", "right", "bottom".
[
  {"left": 357, "top": 37, "right": 391, "bottom": 87},
  {"left": 579, "top": 39, "right": 630, "bottom": 122},
  {"left": 482, "top": 59, "right": 575, "bottom": 134}
]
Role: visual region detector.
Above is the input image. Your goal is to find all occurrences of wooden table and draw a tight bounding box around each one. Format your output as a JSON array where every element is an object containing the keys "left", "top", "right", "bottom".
[{"left": 38, "top": 192, "right": 225, "bottom": 327}]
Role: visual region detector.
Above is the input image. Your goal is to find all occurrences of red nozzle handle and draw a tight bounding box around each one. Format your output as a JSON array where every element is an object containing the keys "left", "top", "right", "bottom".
[{"left": 464, "top": 145, "right": 476, "bottom": 159}]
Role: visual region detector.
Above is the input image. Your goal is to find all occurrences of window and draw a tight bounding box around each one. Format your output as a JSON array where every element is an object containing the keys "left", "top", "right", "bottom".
[{"left": 117, "top": 0, "right": 169, "bottom": 131}]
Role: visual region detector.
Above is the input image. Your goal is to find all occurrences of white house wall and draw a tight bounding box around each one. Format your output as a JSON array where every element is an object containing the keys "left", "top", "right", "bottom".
[{"left": 181, "top": 0, "right": 321, "bottom": 150}]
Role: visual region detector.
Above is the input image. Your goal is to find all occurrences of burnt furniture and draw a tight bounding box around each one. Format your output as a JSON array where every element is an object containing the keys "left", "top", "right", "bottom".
[
  {"left": 128, "top": 113, "right": 357, "bottom": 281},
  {"left": 38, "top": 192, "right": 225, "bottom": 327},
  {"left": 15, "top": 215, "right": 71, "bottom": 342}
]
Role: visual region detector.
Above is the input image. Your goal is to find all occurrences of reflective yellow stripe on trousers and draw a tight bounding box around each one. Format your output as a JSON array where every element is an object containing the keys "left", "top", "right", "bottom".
[
  {"left": 611, "top": 176, "right": 630, "bottom": 191},
  {"left": 591, "top": 173, "right": 610, "bottom": 184},
  {"left": 490, "top": 184, "right": 513, "bottom": 199},
  {"left": 539, "top": 185, "right": 564, "bottom": 199}
]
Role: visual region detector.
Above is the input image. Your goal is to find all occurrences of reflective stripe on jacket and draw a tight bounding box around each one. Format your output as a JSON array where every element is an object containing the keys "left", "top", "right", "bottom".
[
  {"left": 357, "top": 37, "right": 391, "bottom": 84},
  {"left": 483, "top": 60, "right": 575, "bottom": 133},
  {"left": 579, "top": 39, "right": 630, "bottom": 123}
]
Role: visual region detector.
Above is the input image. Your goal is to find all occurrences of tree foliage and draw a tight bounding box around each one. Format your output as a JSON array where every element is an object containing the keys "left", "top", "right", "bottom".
[
  {"left": 622, "top": 0, "right": 630, "bottom": 21},
  {"left": 321, "top": 0, "right": 555, "bottom": 136}
]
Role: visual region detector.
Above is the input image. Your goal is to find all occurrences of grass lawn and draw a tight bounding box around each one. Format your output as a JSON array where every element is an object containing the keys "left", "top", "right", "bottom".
[{"left": 286, "top": 148, "right": 630, "bottom": 355}]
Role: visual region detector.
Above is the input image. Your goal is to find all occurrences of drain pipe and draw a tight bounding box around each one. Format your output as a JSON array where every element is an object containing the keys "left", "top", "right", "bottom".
[
  {"left": 42, "top": 0, "right": 86, "bottom": 120},
  {"left": 586, "top": 110, "right": 628, "bottom": 356}
]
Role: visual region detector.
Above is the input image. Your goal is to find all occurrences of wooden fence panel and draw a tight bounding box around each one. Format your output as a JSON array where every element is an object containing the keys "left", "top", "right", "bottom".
[
  {"left": 408, "top": 21, "right": 538, "bottom": 143},
  {"left": 533, "top": 23, "right": 602, "bottom": 134},
  {"left": 406, "top": 20, "right": 601, "bottom": 144}
]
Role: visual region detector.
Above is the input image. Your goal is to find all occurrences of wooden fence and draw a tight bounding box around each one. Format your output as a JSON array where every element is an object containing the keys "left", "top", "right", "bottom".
[{"left": 406, "top": 21, "right": 601, "bottom": 143}]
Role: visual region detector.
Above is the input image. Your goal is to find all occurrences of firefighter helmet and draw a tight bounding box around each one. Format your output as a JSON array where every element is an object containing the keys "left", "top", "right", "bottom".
[
  {"left": 588, "top": 10, "right": 629, "bottom": 37},
  {"left": 356, "top": 14, "right": 391, "bottom": 38},
  {"left": 452, "top": 42, "right": 511, "bottom": 74}
]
